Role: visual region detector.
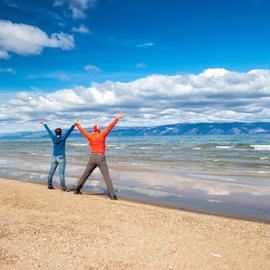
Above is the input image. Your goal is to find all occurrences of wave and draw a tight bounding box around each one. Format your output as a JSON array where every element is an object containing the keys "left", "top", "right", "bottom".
[
  {"left": 216, "top": 146, "right": 233, "bottom": 149},
  {"left": 193, "top": 147, "right": 202, "bottom": 150},
  {"left": 70, "top": 143, "right": 88, "bottom": 147},
  {"left": 257, "top": 170, "right": 270, "bottom": 174},
  {"left": 171, "top": 147, "right": 183, "bottom": 150},
  {"left": 206, "top": 199, "right": 223, "bottom": 203},
  {"left": 251, "top": 145, "right": 270, "bottom": 151}
]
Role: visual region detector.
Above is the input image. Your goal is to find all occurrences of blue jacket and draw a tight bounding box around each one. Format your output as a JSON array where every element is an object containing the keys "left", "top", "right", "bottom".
[{"left": 44, "top": 124, "right": 75, "bottom": 156}]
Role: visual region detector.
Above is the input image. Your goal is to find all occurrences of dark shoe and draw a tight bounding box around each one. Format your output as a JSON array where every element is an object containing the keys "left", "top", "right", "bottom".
[
  {"left": 109, "top": 194, "right": 118, "bottom": 200},
  {"left": 74, "top": 190, "right": 82, "bottom": 195},
  {"left": 61, "top": 187, "right": 69, "bottom": 192},
  {"left": 48, "top": 186, "right": 55, "bottom": 190}
]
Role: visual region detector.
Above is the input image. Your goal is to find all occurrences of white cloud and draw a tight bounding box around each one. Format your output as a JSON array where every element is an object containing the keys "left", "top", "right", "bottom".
[
  {"left": 58, "top": 73, "right": 70, "bottom": 81},
  {"left": 0, "top": 68, "right": 15, "bottom": 74},
  {"left": 53, "top": 0, "right": 96, "bottom": 19},
  {"left": 0, "top": 50, "right": 10, "bottom": 59},
  {"left": 27, "top": 73, "right": 70, "bottom": 81},
  {"left": 0, "top": 20, "right": 74, "bottom": 57},
  {"left": 2, "top": 68, "right": 270, "bottom": 131},
  {"left": 71, "top": 24, "right": 90, "bottom": 33},
  {"left": 136, "top": 63, "right": 147, "bottom": 69},
  {"left": 136, "top": 42, "right": 155, "bottom": 48},
  {"left": 201, "top": 68, "right": 229, "bottom": 77},
  {"left": 85, "top": 65, "right": 102, "bottom": 72}
]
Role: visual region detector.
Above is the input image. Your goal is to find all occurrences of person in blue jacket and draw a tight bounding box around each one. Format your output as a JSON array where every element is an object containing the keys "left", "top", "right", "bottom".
[{"left": 40, "top": 120, "right": 75, "bottom": 191}]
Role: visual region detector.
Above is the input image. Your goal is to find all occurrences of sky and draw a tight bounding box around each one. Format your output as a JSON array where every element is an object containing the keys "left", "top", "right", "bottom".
[{"left": 1, "top": 0, "right": 270, "bottom": 132}]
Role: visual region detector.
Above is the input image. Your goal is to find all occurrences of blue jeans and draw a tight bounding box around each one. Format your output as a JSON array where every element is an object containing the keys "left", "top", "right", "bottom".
[{"left": 48, "top": 155, "right": 66, "bottom": 189}]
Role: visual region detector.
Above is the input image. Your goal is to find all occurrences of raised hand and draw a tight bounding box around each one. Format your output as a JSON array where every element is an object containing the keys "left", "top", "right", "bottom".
[
  {"left": 73, "top": 119, "right": 79, "bottom": 125},
  {"left": 116, "top": 113, "right": 124, "bottom": 120},
  {"left": 39, "top": 120, "right": 45, "bottom": 125}
]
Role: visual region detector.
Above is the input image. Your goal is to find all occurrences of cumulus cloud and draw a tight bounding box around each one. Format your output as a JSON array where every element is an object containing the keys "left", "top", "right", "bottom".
[
  {"left": 2, "top": 68, "right": 270, "bottom": 132},
  {"left": 71, "top": 24, "right": 90, "bottom": 33},
  {"left": 0, "top": 20, "right": 74, "bottom": 57},
  {"left": 85, "top": 65, "right": 102, "bottom": 72},
  {"left": 53, "top": 0, "right": 96, "bottom": 19},
  {"left": 136, "top": 63, "right": 147, "bottom": 69}
]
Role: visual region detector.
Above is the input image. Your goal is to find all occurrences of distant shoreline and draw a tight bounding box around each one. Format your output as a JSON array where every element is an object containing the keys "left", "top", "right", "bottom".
[{"left": 2, "top": 122, "right": 270, "bottom": 138}]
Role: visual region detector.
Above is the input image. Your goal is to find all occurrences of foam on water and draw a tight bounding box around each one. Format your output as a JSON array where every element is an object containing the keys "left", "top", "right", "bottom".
[
  {"left": 206, "top": 199, "right": 223, "bottom": 203},
  {"left": 70, "top": 143, "right": 88, "bottom": 147},
  {"left": 216, "top": 146, "right": 234, "bottom": 149},
  {"left": 251, "top": 145, "right": 270, "bottom": 151}
]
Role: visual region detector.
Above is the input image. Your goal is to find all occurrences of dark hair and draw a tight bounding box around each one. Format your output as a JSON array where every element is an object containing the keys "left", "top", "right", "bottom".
[{"left": 55, "top": 128, "right": 62, "bottom": 136}]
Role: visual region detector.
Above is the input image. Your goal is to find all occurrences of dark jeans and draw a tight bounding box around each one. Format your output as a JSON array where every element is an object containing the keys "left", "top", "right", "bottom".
[
  {"left": 76, "top": 154, "right": 115, "bottom": 196},
  {"left": 48, "top": 155, "right": 66, "bottom": 189}
]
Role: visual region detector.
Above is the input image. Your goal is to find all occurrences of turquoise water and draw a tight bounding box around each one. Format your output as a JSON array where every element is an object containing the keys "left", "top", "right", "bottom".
[{"left": 0, "top": 135, "right": 270, "bottom": 221}]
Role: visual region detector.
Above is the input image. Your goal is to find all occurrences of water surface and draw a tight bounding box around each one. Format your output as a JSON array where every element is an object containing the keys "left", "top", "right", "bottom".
[{"left": 1, "top": 135, "right": 270, "bottom": 222}]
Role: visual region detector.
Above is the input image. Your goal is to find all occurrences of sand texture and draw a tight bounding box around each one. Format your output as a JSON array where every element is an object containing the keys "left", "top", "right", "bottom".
[{"left": 0, "top": 178, "right": 270, "bottom": 270}]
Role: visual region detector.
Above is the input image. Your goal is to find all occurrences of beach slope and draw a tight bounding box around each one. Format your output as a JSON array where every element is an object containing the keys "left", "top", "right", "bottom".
[{"left": 0, "top": 178, "right": 269, "bottom": 270}]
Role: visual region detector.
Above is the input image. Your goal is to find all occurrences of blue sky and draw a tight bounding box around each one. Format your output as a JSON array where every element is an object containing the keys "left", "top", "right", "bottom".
[{"left": 1, "top": 0, "right": 270, "bottom": 131}]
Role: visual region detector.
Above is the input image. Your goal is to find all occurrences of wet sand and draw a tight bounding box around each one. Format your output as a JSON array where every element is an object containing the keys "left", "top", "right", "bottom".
[{"left": 0, "top": 178, "right": 270, "bottom": 270}]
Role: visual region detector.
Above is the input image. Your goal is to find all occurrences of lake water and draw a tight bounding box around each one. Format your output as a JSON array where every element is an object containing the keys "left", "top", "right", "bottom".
[{"left": 0, "top": 134, "right": 270, "bottom": 222}]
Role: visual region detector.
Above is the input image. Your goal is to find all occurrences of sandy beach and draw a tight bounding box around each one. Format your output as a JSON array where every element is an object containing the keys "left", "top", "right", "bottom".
[{"left": 0, "top": 178, "right": 269, "bottom": 270}]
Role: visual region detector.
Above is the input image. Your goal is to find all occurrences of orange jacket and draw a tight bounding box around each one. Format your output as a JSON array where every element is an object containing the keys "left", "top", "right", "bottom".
[{"left": 76, "top": 118, "right": 118, "bottom": 154}]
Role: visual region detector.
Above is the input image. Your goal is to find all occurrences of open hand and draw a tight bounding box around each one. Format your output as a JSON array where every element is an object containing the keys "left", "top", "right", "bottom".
[
  {"left": 116, "top": 113, "right": 124, "bottom": 120},
  {"left": 39, "top": 120, "right": 45, "bottom": 125}
]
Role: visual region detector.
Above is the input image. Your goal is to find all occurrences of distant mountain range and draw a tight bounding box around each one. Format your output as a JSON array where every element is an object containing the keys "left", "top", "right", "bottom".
[{"left": 2, "top": 122, "right": 270, "bottom": 139}]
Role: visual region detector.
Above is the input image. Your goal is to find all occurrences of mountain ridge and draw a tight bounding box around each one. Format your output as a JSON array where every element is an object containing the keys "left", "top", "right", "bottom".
[{"left": 2, "top": 122, "right": 270, "bottom": 138}]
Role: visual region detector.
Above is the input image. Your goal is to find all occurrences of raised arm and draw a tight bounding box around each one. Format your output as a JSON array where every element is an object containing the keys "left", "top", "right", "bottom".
[
  {"left": 63, "top": 124, "right": 75, "bottom": 140},
  {"left": 102, "top": 113, "right": 124, "bottom": 137},
  {"left": 73, "top": 120, "right": 92, "bottom": 140},
  {"left": 40, "top": 120, "right": 55, "bottom": 140}
]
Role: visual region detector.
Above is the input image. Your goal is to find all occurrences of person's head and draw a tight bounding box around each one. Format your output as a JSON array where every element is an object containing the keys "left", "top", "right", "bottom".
[
  {"left": 55, "top": 128, "right": 62, "bottom": 136},
  {"left": 92, "top": 125, "right": 101, "bottom": 133}
]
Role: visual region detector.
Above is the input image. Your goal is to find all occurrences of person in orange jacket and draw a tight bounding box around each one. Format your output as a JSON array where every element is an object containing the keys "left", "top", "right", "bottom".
[{"left": 73, "top": 113, "right": 124, "bottom": 199}]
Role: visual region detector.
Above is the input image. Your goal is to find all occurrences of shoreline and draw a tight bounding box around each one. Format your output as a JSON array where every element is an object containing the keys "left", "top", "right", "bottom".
[
  {"left": 3, "top": 176, "right": 270, "bottom": 224},
  {"left": 1, "top": 177, "right": 270, "bottom": 269}
]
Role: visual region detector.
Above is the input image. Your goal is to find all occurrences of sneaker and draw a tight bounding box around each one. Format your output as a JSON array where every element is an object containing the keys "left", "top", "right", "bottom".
[
  {"left": 74, "top": 190, "right": 82, "bottom": 195},
  {"left": 109, "top": 194, "right": 118, "bottom": 200},
  {"left": 48, "top": 186, "right": 55, "bottom": 190},
  {"left": 61, "top": 187, "right": 69, "bottom": 192}
]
